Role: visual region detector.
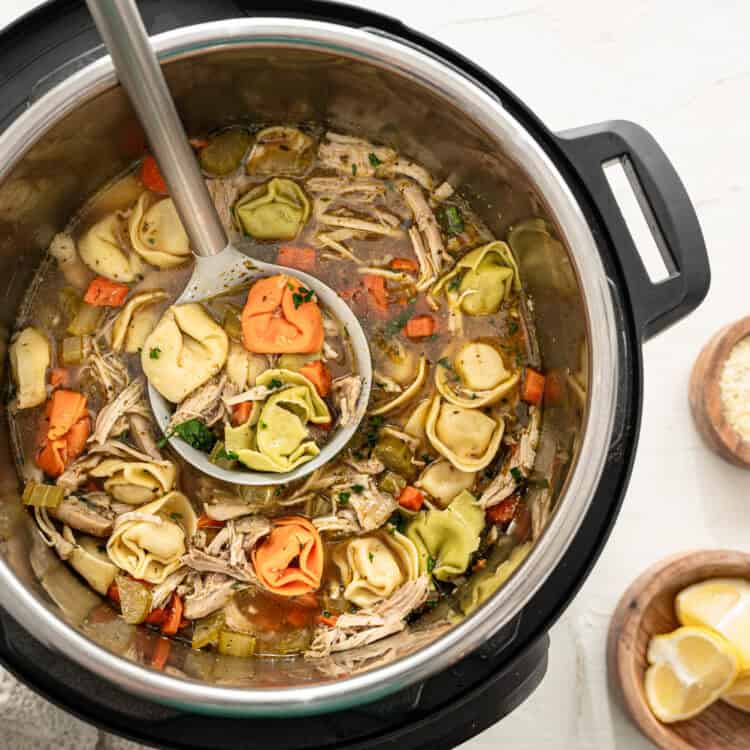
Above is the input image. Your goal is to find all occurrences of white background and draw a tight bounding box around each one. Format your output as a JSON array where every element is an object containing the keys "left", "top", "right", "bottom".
[{"left": 2, "top": 1, "right": 750, "bottom": 748}]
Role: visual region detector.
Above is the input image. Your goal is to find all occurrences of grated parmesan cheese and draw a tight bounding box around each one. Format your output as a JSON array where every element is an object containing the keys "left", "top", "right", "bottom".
[{"left": 720, "top": 337, "right": 750, "bottom": 440}]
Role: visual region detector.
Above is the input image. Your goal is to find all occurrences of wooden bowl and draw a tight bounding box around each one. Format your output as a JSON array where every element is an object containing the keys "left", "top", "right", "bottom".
[
  {"left": 690, "top": 316, "right": 750, "bottom": 467},
  {"left": 608, "top": 550, "right": 750, "bottom": 750}
]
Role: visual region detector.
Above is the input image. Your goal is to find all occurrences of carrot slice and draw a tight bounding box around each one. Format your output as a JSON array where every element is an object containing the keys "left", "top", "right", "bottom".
[
  {"left": 151, "top": 638, "right": 171, "bottom": 671},
  {"left": 231, "top": 401, "right": 253, "bottom": 427},
  {"left": 65, "top": 417, "right": 91, "bottom": 461},
  {"left": 521, "top": 368, "right": 546, "bottom": 406},
  {"left": 363, "top": 274, "right": 388, "bottom": 316},
  {"left": 144, "top": 608, "right": 167, "bottom": 626},
  {"left": 197, "top": 514, "right": 225, "bottom": 530},
  {"left": 277, "top": 245, "right": 316, "bottom": 272},
  {"left": 398, "top": 486, "right": 425, "bottom": 512},
  {"left": 160, "top": 593, "right": 184, "bottom": 636},
  {"left": 140, "top": 154, "right": 168, "bottom": 194},
  {"left": 316, "top": 613, "right": 339, "bottom": 627},
  {"left": 36, "top": 439, "right": 67, "bottom": 478},
  {"left": 404, "top": 314, "right": 436, "bottom": 339},
  {"left": 390, "top": 257, "right": 419, "bottom": 272},
  {"left": 486, "top": 495, "right": 519, "bottom": 525},
  {"left": 241, "top": 275, "right": 324, "bottom": 354},
  {"left": 84, "top": 277, "right": 130, "bottom": 307},
  {"left": 107, "top": 582, "right": 121, "bottom": 604},
  {"left": 47, "top": 390, "right": 88, "bottom": 441},
  {"left": 298, "top": 360, "right": 332, "bottom": 397},
  {"left": 49, "top": 368, "right": 70, "bottom": 389}
]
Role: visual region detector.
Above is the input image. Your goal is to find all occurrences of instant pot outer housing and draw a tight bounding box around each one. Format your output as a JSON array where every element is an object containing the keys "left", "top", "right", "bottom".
[{"left": 0, "top": 1, "right": 709, "bottom": 748}]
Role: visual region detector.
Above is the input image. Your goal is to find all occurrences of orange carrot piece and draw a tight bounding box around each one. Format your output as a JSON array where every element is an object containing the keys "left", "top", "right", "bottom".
[
  {"left": 276, "top": 245, "right": 316, "bottom": 272},
  {"left": 398, "top": 486, "right": 425, "bottom": 512},
  {"left": 107, "top": 582, "right": 120, "bottom": 604},
  {"left": 544, "top": 370, "right": 565, "bottom": 407},
  {"left": 317, "top": 420, "right": 333, "bottom": 432},
  {"left": 390, "top": 257, "right": 419, "bottom": 272},
  {"left": 404, "top": 314, "right": 436, "bottom": 339},
  {"left": 47, "top": 390, "right": 88, "bottom": 441},
  {"left": 316, "top": 613, "right": 339, "bottom": 627},
  {"left": 151, "top": 638, "right": 171, "bottom": 671},
  {"left": 49, "top": 368, "right": 70, "bottom": 389},
  {"left": 84, "top": 277, "right": 130, "bottom": 307},
  {"left": 521, "top": 368, "right": 546, "bottom": 406},
  {"left": 36, "top": 439, "right": 67, "bottom": 478},
  {"left": 140, "top": 154, "right": 168, "bottom": 194},
  {"left": 160, "top": 593, "right": 184, "bottom": 637},
  {"left": 486, "top": 495, "right": 519, "bottom": 525},
  {"left": 145, "top": 608, "right": 167, "bottom": 626},
  {"left": 65, "top": 417, "right": 91, "bottom": 461},
  {"left": 197, "top": 514, "right": 225, "bottom": 530},
  {"left": 363, "top": 274, "right": 388, "bottom": 316},
  {"left": 231, "top": 401, "right": 253, "bottom": 427},
  {"left": 298, "top": 360, "right": 332, "bottom": 397}
]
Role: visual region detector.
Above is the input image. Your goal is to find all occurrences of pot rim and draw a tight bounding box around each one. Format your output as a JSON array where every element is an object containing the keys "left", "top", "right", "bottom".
[{"left": 0, "top": 18, "right": 618, "bottom": 715}]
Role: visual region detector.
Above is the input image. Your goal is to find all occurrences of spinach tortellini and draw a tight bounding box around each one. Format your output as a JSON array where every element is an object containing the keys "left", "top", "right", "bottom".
[
  {"left": 79, "top": 213, "right": 144, "bottom": 282},
  {"left": 425, "top": 396, "right": 505, "bottom": 472},
  {"left": 246, "top": 126, "right": 315, "bottom": 176},
  {"left": 234, "top": 177, "right": 311, "bottom": 240},
  {"left": 89, "top": 457, "right": 176, "bottom": 504},
  {"left": 199, "top": 129, "right": 252, "bottom": 176},
  {"left": 107, "top": 491, "right": 197, "bottom": 584},
  {"left": 128, "top": 192, "right": 191, "bottom": 269},
  {"left": 224, "top": 369, "right": 330, "bottom": 473},
  {"left": 142, "top": 303, "right": 229, "bottom": 403},
  {"left": 434, "top": 241, "right": 520, "bottom": 315},
  {"left": 9, "top": 327, "right": 50, "bottom": 409},
  {"left": 406, "top": 490, "right": 484, "bottom": 581},
  {"left": 333, "top": 530, "right": 419, "bottom": 607}
]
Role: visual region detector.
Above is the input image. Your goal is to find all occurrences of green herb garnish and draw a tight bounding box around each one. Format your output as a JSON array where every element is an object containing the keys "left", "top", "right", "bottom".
[
  {"left": 440, "top": 205, "right": 464, "bottom": 236},
  {"left": 268, "top": 378, "right": 284, "bottom": 390},
  {"left": 291, "top": 286, "right": 315, "bottom": 309},
  {"left": 368, "top": 552, "right": 375, "bottom": 562},
  {"left": 149, "top": 347, "right": 161, "bottom": 360},
  {"left": 351, "top": 163, "right": 357, "bottom": 176},
  {"left": 169, "top": 512, "right": 183, "bottom": 521},
  {"left": 508, "top": 320, "right": 519, "bottom": 335},
  {"left": 368, "top": 152, "right": 382, "bottom": 167},
  {"left": 384, "top": 303, "right": 416, "bottom": 337},
  {"left": 352, "top": 484, "right": 364, "bottom": 494},
  {"left": 260, "top": 421, "right": 268, "bottom": 430},
  {"left": 510, "top": 466, "right": 523, "bottom": 483},
  {"left": 447, "top": 276, "right": 461, "bottom": 292},
  {"left": 161, "top": 419, "right": 217, "bottom": 453},
  {"left": 426, "top": 555, "right": 437, "bottom": 573},
  {"left": 338, "top": 491, "right": 350, "bottom": 504}
]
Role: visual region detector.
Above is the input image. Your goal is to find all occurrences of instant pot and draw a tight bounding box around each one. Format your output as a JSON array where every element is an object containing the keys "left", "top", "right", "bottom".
[{"left": 0, "top": 1, "right": 710, "bottom": 748}]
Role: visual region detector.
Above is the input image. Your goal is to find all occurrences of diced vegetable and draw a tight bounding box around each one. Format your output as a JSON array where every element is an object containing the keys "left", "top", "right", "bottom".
[
  {"left": 192, "top": 611, "right": 225, "bottom": 649},
  {"left": 49, "top": 368, "right": 70, "bottom": 388},
  {"left": 364, "top": 274, "right": 388, "bottom": 316},
  {"left": 57, "top": 288, "right": 81, "bottom": 322},
  {"left": 316, "top": 613, "right": 339, "bottom": 627},
  {"left": 144, "top": 608, "right": 167, "bottom": 626},
  {"left": 276, "top": 245, "right": 316, "bottom": 272},
  {"left": 83, "top": 276, "right": 130, "bottom": 307},
  {"left": 373, "top": 435, "right": 416, "bottom": 480},
  {"left": 521, "top": 368, "right": 545, "bottom": 406},
  {"left": 378, "top": 471, "right": 407, "bottom": 496},
  {"left": 116, "top": 575, "right": 152, "bottom": 624},
  {"left": 64, "top": 417, "right": 90, "bottom": 460},
  {"left": 298, "top": 360, "right": 332, "bottom": 397},
  {"left": 21, "top": 480, "right": 64, "bottom": 508},
  {"left": 397, "top": 486, "right": 424, "bottom": 512},
  {"left": 198, "top": 129, "right": 252, "bottom": 176},
  {"left": 36, "top": 441, "right": 66, "bottom": 478},
  {"left": 160, "top": 593, "right": 184, "bottom": 636},
  {"left": 151, "top": 638, "right": 171, "bottom": 670},
  {"left": 217, "top": 630, "right": 257, "bottom": 657},
  {"left": 222, "top": 307, "right": 243, "bottom": 341},
  {"left": 61, "top": 336, "right": 87, "bottom": 366},
  {"left": 66, "top": 302, "right": 104, "bottom": 336},
  {"left": 486, "top": 495, "right": 520, "bottom": 525},
  {"left": 404, "top": 314, "right": 436, "bottom": 339},
  {"left": 107, "top": 582, "right": 120, "bottom": 603},
  {"left": 389, "top": 257, "right": 419, "bottom": 272},
  {"left": 231, "top": 402, "right": 253, "bottom": 427},
  {"left": 209, "top": 440, "right": 239, "bottom": 469},
  {"left": 140, "top": 154, "right": 168, "bottom": 193},
  {"left": 47, "top": 390, "right": 87, "bottom": 441},
  {"left": 197, "top": 513, "right": 225, "bottom": 530}
]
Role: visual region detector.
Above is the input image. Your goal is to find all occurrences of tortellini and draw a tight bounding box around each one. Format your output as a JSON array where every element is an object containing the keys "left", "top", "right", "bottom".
[
  {"left": 9, "top": 327, "right": 49, "bottom": 409},
  {"left": 67, "top": 532, "right": 118, "bottom": 595},
  {"left": 89, "top": 457, "right": 176, "bottom": 504},
  {"left": 78, "top": 213, "right": 143, "bottom": 282},
  {"left": 109, "top": 289, "right": 168, "bottom": 352},
  {"left": 460, "top": 542, "right": 532, "bottom": 615},
  {"left": 224, "top": 369, "right": 330, "bottom": 473},
  {"left": 48, "top": 232, "right": 92, "bottom": 290},
  {"left": 333, "top": 530, "right": 419, "bottom": 607},
  {"left": 434, "top": 241, "right": 520, "bottom": 315},
  {"left": 416, "top": 460, "right": 476, "bottom": 509},
  {"left": 107, "top": 491, "right": 196, "bottom": 584},
  {"left": 128, "top": 192, "right": 191, "bottom": 269},
  {"left": 403, "top": 398, "right": 431, "bottom": 452},
  {"left": 435, "top": 342, "right": 520, "bottom": 409},
  {"left": 234, "top": 177, "right": 311, "bottom": 240},
  {"left": 226, "top": 341, "right": 267, "bottom": 390},
  {"left": 199, "top": 129, "right": 252, "bottom": 176},
  {"left": 406, "top": 490, "right": 484, "bottom": 581},
  {"left": 246, "top": 126, "right": 315, "bottom": 176},
  {"left": 142, "top": 303, "right": 229, "bottom": 403},
  {"left": 425, "top": 396, "right": 504, "bottom": 472},
  {"left": 370, "top": 355, "right": 428, "bottom": 416},
  {"left": 374, "top": 338, "right": 418, "bottom": 386}
]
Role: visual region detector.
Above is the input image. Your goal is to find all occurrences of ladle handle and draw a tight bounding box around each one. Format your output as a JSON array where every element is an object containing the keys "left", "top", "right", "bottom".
[{"left": 85, "top": 0, "right": 227, "bottom": 258}]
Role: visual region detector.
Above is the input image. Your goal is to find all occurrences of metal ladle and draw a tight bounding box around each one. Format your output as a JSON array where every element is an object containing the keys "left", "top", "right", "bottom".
[{"left": 85, "top": 0, "right": 372, "bottom": 484}]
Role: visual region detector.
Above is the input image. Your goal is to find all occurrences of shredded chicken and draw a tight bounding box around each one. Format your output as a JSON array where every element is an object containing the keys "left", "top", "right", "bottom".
[
  {"left": 312, "top": 508, "right": 361, "bottom": 536},
  {"left": 318, "top": 212, "right": 403, "bottom": 238},
  {"left": 331, "top": 474, "right": 396, "bottom": 531},
  {"left": 151, "top": 568, "right": 189, "bottom": 610},
  {"left": 202, "top": 500, "right": 256, "bottom": 522},
  {"left": 432, "top": 181, "right": 454, "bottom": 202},
  {"left": 380, "top": 158, "right": 433, "bottom": 192},
  {"left": 408, "top": 225, "right": 437, "bottom": 292},
  {"left": 128, "top": 413, "right": 162, "bottom": 460},
  {"left": 332, "top": 375, "right": 363, "bottom": 428},
  {"left": 169, "top": 375, "right": 232, "bottom": 429},
  {"left": 344, "top": 456, "right": 385, "bottom": 475},
  {"left": 400, "top": 182, "right": 451, "bottom": 276},
  {"left": 50, "top": 496, "right": 114, "bottom": 537},
  {"left": 183, "top": 573, "right": 242, "bottom": 619},
  {"left": 33, "top": 507, "right": 74, "bottom": 560},
  {"left": 373, "top": 372, "right": 402, "bottom": 393},
  {"left": 306, "top": 576, "right": 429, "bottom": 658},
  {"left": 206, "top": 178, "right": 240, "bottom": 237},
  {"left": 318, "top": 132, "right": 396, "bottom": 177},
  {"left": 182, "top": 549, "right": 255, "bottom": 582},
  {"left": 90, "top": 378, "right": 147, "bottom": 445}
]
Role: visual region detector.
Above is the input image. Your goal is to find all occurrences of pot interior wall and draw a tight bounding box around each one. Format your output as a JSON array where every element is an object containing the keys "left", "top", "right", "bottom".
[{"left": 0, "top": 45, "right": 587, "bottom": 691}]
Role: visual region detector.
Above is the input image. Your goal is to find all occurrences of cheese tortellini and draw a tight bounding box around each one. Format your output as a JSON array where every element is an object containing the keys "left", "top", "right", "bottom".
[
  {"left": 107, "top": 491, "right": 197, "bottom": 584},
  {"left": 224, "top": 369, "right": 330, "bottom": 473},
  {"left": 78, "top": 213, "right": 143, "bottom": 282},
  {"left": 226, "top": 341, "right": 268, "bottom": 390},
  {"left": 67, "top": 532, "right": 119, "bottom": 595},
  {"left": 110, "top": 289, "right": 168, "bottom": 352},
  {"left": 234, "top": 177, "right": 311, "bottom": 240},
  {"left": 407, "top": 490, "right": 484, "bottom": 581},
  {"left": 416, "top": 459, "right": 476, "bottom": 509},
  {"left": 89, "top": 457, "right": 176, "bottom": 504},
  {"left": 425, "top": 396, "right": 504, "bottom": 472},
  {"left": 9, "top": 327, "right": 49, "bottom": 409},
  {"left": 128, "top": 192, "right": 191, "bottom": 269},
  {"left": 142, "top": 303, "right": 229, "bottom": 403},
  {"left": 246, "top": 126, "right": 315, "bottom": 176},
  {"left": 333, "top": 530, "right": 420, "bottom": 608}
]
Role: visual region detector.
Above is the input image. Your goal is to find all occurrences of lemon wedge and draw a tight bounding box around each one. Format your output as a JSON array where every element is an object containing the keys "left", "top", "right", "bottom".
[
  {"left": 676, "top": 578, "right": 750, "bottom": 669},
  {"left": 723, "top": 674, "right": 750, "bottom": 712},
  {"left": 645, "top": 626, "right": 739, "bottom": 723}
]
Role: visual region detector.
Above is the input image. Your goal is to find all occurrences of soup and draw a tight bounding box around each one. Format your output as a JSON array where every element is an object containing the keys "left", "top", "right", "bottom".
[{"left": 7, "top": 125, "right": 550, "bottom": 660}]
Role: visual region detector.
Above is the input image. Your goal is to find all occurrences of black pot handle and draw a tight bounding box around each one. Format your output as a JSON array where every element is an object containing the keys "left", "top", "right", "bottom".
[{"left": 557, "top": 120, "right": 710, "bottom": 340}]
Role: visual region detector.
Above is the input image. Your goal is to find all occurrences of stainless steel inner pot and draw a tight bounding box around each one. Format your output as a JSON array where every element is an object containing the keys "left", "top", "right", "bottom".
[{"left": 0, "top": 19, "right": 617, "bottom": 716}]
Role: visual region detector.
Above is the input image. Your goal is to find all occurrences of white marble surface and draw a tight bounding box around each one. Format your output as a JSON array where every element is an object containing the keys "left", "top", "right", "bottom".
[{"left": 1, "top": 1, "right": 749, "bottom": 748}]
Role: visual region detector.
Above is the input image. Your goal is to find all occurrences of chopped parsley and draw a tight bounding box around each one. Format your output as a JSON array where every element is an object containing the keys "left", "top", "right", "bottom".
[
  {"left": 352, "top": 484, "right": 364, "bottom": 494},
  {"left": 368, "top": 552, "right": 375, "bottom": 562},
  {"left": 338, "top": 492, "right": 350, "bottom": 504},
  {"left": 508, "top": 320, "right": 519, "bottom": 335},
  {"left": 368, "top": 152, "right": 382, "bottom": 167},
  {"left": 149, "top": 347, "right": 161, "bottom": 360},
  {"left": 388, "top": 512, "right": 407, "bottom": 534},
  {"left": 169, "top": 512, "right": 183, "bottom": 521},
  {"left": 159, "top": 418, "right": 217, "bottom": 452},
  {"left": 510, "top": 466, "right": 523, "bottom": 483},
  {"left": 322, "top": 610, "right": 331, "bottom": 618},
  {"left": 440, "top": 205, "right": 464, "bottom": 236},
  {"left": 268, "top": 378, "right": 283, "bottom": 389},
  {"left": 365, "top": 415, "right": 384, "bottom": 449},
  {"left": 260, "top": 421, "right": 268, "bottom": 430},
  {"left": 447, "top": 275, "right": 461, "bottom": 292},
  {"left": 426, "top": 555, "right": 437, "bottom": 573},
  {"left": 384, "top": 303, "right": 416, "bottom": 337},
  {"left": 215, "top": 447, "right": 239, "bottom": 461},
  {"left": 351, "top": 163, "right": 357, "bottom": 176},
  {"left": 292, "top": 286, "right": 315, "bottom": 309}
]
